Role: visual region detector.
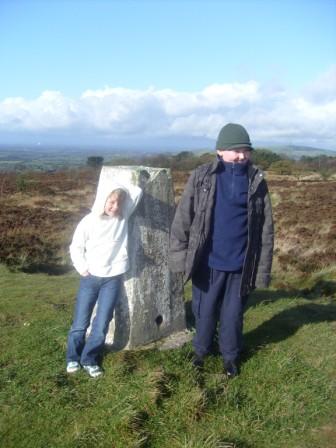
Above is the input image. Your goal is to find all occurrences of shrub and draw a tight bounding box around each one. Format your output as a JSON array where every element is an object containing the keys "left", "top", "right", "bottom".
[
  {"left": 87, "top": 156, "right": 104, "bottom": 168},
  {"left": 269, "top": 160, "right": 295, "bottom": 175},
  {"left": 16, "top": 175, "right": 27, "bottom": 193},
  {"left": 252, "top": 149, "right": 282, "bottom": 170}
]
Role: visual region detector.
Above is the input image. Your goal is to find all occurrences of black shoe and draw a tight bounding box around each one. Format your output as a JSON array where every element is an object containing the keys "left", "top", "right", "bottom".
[
  {"left": 192, "top": 355, "right": 204, "bottom": 369},
  {"left": 224, "top": 360, "right": 239, "bottom": 379}
]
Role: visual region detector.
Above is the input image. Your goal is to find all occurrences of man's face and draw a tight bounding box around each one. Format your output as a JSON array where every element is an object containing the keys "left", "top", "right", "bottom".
[
  {"left": 104, "top": 194, "right": 123, "bottom": 217},
  {"left": 217, "top": 148, "right": 251, "bottom": 163}
]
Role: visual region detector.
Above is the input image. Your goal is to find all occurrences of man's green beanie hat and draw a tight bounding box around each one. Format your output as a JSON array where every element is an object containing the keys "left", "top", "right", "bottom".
[{"left": 215, "top": 123, "right": 253, "bottom": 151}]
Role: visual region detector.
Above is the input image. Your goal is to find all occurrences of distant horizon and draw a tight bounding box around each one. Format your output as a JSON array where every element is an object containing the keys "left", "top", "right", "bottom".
[{"left": 0, "top": 138, "right": 335, "bottom": 154}]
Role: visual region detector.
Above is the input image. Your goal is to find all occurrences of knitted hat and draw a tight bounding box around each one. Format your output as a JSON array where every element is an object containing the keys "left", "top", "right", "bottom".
[{"left": 215, "top": 123, "right": 253, "bottom": 151}]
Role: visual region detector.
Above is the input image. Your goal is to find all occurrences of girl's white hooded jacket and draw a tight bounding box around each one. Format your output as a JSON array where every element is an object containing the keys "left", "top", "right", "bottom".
[{"left": 70, "top": 183, "right": 142, "bottom": 277}]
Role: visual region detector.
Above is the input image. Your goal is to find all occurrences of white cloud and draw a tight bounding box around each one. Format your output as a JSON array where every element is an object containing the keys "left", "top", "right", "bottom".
[
  {"left": 0, "top": 68, "right": 335, "bottom": 148},
  {"left": 0, "top": 91, "right": 79, "bottom": 130}
]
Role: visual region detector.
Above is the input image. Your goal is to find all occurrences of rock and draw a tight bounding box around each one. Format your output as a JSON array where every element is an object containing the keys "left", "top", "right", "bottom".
[{"left": 89, "top": 165, "right": 186, "bottom": 349}]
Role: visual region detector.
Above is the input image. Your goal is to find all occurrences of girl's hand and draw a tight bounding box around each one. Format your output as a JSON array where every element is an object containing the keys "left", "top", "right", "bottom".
[{"left": 81, "top": 270, "right": 90, "bottom": 277}]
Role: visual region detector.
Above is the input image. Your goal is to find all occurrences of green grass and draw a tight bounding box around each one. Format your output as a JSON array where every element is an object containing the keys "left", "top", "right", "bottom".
[{"left": 1, "top": 265, "right": 335, "bottom": 448}]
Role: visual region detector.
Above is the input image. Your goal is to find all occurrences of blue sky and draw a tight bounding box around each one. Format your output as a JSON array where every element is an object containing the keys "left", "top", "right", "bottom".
[{"left": 0, "top": 0, "right": 335, "bottom": 149}]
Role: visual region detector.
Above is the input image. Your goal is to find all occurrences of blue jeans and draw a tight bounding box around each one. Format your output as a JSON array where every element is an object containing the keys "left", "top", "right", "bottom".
[{"left": 66, "top": 274, "right": 122, "bottom": 366}]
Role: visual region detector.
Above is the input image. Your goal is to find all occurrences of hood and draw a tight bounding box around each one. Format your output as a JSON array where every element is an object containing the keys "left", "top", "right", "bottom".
[{"left": 91, "top": 182, "right": 129, "bottom": 216}]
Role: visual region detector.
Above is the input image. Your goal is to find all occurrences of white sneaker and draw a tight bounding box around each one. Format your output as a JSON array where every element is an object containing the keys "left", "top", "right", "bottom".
[
  {"left": 66, "top": 361, "right": 81, "bottom": 373},
  {"left": 83, "top": 365, "right": 103, "bottom": 378}
]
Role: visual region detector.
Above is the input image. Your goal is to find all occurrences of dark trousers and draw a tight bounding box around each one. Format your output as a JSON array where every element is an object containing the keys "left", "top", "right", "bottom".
[{"left": 192, "top": 267, "right": 248, "bottom": 362}]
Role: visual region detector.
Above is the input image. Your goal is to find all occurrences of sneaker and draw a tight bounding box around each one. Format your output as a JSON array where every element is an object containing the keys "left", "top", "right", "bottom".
[
  {"left": 83, "top": 365, "right": 103, "bottom": 378},
  {"left": 66, "top": 361, "right": 81, "bottom": 374}
]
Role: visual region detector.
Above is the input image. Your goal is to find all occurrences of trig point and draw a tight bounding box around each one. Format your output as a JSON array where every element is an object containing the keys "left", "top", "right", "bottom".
[{"left": 89, "top": 165, "right": 186, "bottom": 350}]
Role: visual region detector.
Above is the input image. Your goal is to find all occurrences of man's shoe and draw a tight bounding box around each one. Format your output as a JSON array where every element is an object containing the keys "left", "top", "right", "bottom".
[
  {"left": 224, "top": 360, "right": 239, "bottom": 379},
  {"left": 66, "top": 361, "right": 81, "bottom": 374},
  {"left": 192, "top": 355, "right": 204, "bottom": 369},
  {"left": 83, "top": 365, "right": 103, "bottom": 378}
]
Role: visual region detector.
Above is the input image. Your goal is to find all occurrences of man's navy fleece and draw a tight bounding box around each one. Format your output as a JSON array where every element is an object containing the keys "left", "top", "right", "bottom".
[{"left": 207, "top": 160, "right": 249, "bottom": 271}]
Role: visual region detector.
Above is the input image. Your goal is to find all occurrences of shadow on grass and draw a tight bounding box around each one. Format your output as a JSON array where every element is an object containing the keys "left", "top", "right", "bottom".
[
  {"left": 248, "top": 279, "right": 336, "bottom": 307},
  {"left": 184, "top": 289, "right": 336, "bottom": 363},
  {"left": 185, "top": 280, "right": 336, "bottom": 331},
  {"left": 242, "top": 302, "right": 336, "bottom": 362},
  {"left": 21, "top": 263, "right": 73, "bottom": 275}
]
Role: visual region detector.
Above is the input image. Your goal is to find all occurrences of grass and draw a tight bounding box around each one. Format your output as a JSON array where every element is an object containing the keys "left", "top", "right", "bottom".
[{"left": 1, "top": 265, "right": 335, "bottom": 448}]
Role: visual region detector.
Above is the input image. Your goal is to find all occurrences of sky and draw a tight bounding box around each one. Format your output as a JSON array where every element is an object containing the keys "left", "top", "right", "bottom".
[{"left": 0, "top": 0, "right": 335, "bottom": 150}]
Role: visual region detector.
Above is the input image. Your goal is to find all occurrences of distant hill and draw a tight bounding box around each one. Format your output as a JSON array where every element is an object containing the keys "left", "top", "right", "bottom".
[
  {"left": 0, "top": 140, "right": 335, "bottom": 172},
  {"left": 257, "top": 144, "right": 336, "bottom": 159}
]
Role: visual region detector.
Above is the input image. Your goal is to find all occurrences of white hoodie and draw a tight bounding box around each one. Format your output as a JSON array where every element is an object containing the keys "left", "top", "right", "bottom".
[{"left": 70, "top": 183, "right": 142, "bottom": 277}]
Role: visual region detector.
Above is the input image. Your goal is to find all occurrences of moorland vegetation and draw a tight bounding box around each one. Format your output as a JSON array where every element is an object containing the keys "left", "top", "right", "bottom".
[{"left": 1, "top": 149, "right": 335, "bottom": 280}]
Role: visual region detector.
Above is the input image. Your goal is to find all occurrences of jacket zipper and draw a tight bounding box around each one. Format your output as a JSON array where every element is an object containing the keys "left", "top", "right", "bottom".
[{"left": 240, "top": 168, "right": 260, "bottom": 294}]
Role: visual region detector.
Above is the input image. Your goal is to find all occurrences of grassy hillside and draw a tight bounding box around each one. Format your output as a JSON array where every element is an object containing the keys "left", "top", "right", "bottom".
[
  {"left": 0, "top": 167, "right": 335, "bottom": 447},
  {"left": 1, "top": 266, "right": 335, "bottom": 447}
]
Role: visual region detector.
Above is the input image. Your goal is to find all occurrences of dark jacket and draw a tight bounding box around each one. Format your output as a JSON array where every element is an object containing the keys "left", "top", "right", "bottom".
[{"left": 169, "top": 159, "right": 274, "bottom": 296}]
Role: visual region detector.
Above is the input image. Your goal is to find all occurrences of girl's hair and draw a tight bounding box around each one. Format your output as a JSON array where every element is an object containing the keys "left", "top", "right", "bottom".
[
  {"left": 102, "top": 188, "right": 127, "bottom": 218},
  {"left": 107, "top": 188, "right": 127, "bottom": 202}
]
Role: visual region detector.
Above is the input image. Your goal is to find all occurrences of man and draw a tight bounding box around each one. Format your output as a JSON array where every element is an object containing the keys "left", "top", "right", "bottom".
[{"left": 169, "top": 123, "right": 274, "bottom": 378}]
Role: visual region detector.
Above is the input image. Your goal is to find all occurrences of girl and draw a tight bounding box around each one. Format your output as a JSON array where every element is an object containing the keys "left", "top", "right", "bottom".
[{"left": 66, "top": 183, "right": 142, "bottom": 377}]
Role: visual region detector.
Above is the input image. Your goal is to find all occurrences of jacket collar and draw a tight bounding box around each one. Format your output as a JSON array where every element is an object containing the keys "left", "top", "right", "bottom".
[
  {"left": 248, "top": 161, "right": 258, "bottom": 180},
  {"left": 209, "top": 157, "right": 260, "bottom": 179},
  {"left": 209, "top": 158, "right": 220, "bottom": 174}
]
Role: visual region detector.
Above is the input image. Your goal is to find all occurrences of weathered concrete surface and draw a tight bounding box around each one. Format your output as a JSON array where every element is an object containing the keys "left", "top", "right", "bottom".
[{"left": 89, "top": 165, "right": 186, "bottom": 349}]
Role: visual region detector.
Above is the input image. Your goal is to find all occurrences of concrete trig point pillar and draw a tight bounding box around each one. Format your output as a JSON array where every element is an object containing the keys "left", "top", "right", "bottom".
[{"left": 91, "top": 165, "right": 186, "bottom": 350}]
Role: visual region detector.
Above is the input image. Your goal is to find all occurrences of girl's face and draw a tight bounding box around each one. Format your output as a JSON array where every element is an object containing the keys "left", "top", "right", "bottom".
[{"left": 104, "top": 193, "right": 123, "bottom": 217}]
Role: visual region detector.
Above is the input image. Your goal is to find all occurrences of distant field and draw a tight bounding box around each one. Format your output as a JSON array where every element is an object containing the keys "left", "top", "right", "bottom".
[
  {"left": 1, "top": 145, "right": 335, "bottom": 172},
  {"left": 0, "top": 149, "right": 87, "bottom": 171},
  {"left": 0, "top": 147, "right": 122, "bottom": 171}
]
